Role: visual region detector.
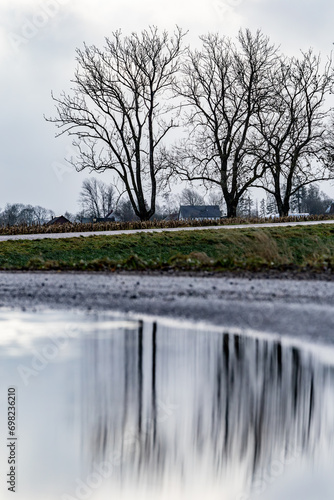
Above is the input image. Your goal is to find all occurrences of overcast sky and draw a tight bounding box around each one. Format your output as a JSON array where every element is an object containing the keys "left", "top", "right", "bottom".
[{"left": 0, "top": 0, "right": 333, "bottom": 214}]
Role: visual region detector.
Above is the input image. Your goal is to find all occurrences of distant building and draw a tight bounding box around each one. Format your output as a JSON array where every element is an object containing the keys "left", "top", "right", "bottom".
[
  {"left": 47, "top": 215, "right": 72, "bottom": 226},
  {"left": 288, "top": 212, "right": 310, "bottom": 218},
  {"left": 93, "top": 215, "right": 122, "bottom": 223},
  {"left": 80, "top": 210, "right": 122, "bottom": 224},
  {"left": 178, "top": 205, "right": 221, "bottom": 221},
  {"left": 268, "top": 212, "right": 310, "bottom": 219}
]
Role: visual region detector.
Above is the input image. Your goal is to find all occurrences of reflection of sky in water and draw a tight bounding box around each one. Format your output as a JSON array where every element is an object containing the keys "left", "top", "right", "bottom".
[{"left": 0, "top": 310, "right": 334, "bottom": 499}]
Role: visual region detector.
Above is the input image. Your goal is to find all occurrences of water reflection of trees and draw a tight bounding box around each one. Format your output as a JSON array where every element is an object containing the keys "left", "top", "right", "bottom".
[{"left": 79, "top": 323, "right": 334, "bottom": 491}]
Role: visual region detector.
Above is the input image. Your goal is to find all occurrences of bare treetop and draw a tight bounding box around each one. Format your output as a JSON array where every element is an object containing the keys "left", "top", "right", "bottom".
[
  {"left": 47, "top": 26, "right": 186, "bottom": 221},
  {"left": 171, "top": 29, "right": 278, "bottom": 217},
  {"left": 253, "top": 49, "right": 334, "bottom": 215}
]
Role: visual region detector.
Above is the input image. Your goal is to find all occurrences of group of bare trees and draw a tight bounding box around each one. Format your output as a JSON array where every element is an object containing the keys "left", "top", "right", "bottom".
[
  {"left": 79, "top": 178, "right": 116, "bottom": 218},
  {"left": 48, "top": 27, "right": 334, "bottom": 219},
  {"left": 77, "top": 179, "right": 207, "bottom": 221},
  {"left": 77, "top": 177, "right": 138, "bottom": 221},
  {"left": 49, "top": 27, "right": 186, "bottom": 221},
  {"left": 253, "top": 50, "right": 334, "bottom": 216},
  {"left": 0, "top": 204, "right": 54, "bottom": 226}
]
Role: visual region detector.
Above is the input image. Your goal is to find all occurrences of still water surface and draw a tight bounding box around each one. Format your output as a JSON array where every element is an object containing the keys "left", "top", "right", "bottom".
[{"left": 0, "top": 310, "right": 334, "bottom": 500}]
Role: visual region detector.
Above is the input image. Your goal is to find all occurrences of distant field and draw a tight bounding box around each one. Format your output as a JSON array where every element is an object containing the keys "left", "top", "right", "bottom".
[{"left": 1, "top": 224, "right": 334, "bottom": 273}]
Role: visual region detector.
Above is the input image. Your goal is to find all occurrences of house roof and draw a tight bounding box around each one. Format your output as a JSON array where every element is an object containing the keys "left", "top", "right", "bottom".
[
  {"left": 47, "top": 215, "right": 71, "bottom": 226},
  {"left": 179, "top": 205, "right": 221, "bottom": 219}
]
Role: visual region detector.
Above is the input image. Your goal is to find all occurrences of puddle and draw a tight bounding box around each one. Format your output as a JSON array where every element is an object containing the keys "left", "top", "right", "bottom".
[{"left": 0, "top": 310, "right": 334, "bottom": 499}]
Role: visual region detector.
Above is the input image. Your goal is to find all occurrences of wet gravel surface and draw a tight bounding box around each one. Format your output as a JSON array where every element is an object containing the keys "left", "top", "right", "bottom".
[{"left": 0, "top": 271, "right": 334, "bottom": 346}]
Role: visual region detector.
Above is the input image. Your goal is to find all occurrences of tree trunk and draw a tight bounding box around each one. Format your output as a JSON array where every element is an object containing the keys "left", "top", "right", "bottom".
[
  {"left": 276, "top": 198, "right": 289, "bottom": 217},
  {"left": 226, "top": 202, "right": 237, "bottom": 218},
  {"left": 280, "top": 207, "right": 289, "bottom": 217},
  {"left": 139, "top": 213, "right": 151, "bottom": 221}
]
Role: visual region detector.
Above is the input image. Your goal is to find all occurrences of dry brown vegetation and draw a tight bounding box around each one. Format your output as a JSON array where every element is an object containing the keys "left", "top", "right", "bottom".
[{"left": 1, "top": 214, "right": 334, "bottom": 236}]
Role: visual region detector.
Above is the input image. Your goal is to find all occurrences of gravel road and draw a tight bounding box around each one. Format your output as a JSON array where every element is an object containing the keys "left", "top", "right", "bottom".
[
  {"left": 1, "top": 271, "right": 334, "bottom": 347},
  {"left": 1, "top": 219, "right": 334, "bottom": 241}
]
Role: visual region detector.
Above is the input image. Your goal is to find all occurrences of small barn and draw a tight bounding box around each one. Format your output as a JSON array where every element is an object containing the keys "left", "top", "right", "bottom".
[
  {"left": 178, "top": 205, "right": 221, "bottom": 221},
  {"left": 47, "top": 215, "right": 72, "bottom": 226}
]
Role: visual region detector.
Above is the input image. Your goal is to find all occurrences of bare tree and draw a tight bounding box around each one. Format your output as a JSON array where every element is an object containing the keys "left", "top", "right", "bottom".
[
  {"left": 0, "top": 203, "right": 54, "bottom": 226},
  {"left": 33, "top": 206, "right": 54, "bottom": 224},
  {"left": 207, "top": 190, "right": 226, "bottom": 214},
  {"left": 1, "top": 203, "right": 25, "bottom": 225},
  {"left": 156, "top": 191, "right": 179, "bottom": 218},
  {"left": 79, "top": 177, "right": 116, "bottom": 218},
  {"left": 171, "top": 29, "right": 277, "bottom": 217},
  {"left": 253, "top": 50, "right": 334, "bottom": 216},
  {"left": 47, "top": 27, "right": 186, "bottom": 221},
  {"left": 114, "top": 198, "right": 139, "bottom": 222},
  {"left": 266, "top": 193, "right": 278, "bottom": 215},
  {"left": 259, "top": 198, "right": 266, "bottom": 218},
  {"left": 291, "top": 183, "right": 331, "bottom": 214},
  {"left": 18, "top": 205, "right": 36, "bottom": 225},
  {"left": 236, "top": 192, "right": 254, "bottom": 217},
  {"left": 180, "top": 187, "right": 205, "bottom": 206},
  {"left": 64, "top": 211, "right": 75, "bottom": 223}
]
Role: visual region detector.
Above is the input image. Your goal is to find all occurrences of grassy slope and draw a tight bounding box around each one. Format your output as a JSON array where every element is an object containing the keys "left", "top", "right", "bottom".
[{"left": 1, "top": 225, "right": 334, "bottom": 273}]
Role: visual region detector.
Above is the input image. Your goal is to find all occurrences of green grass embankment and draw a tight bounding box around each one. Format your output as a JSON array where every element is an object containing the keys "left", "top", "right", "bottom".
[{"left": 1, "top": 224, "right": 334, "bottom": 273}]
